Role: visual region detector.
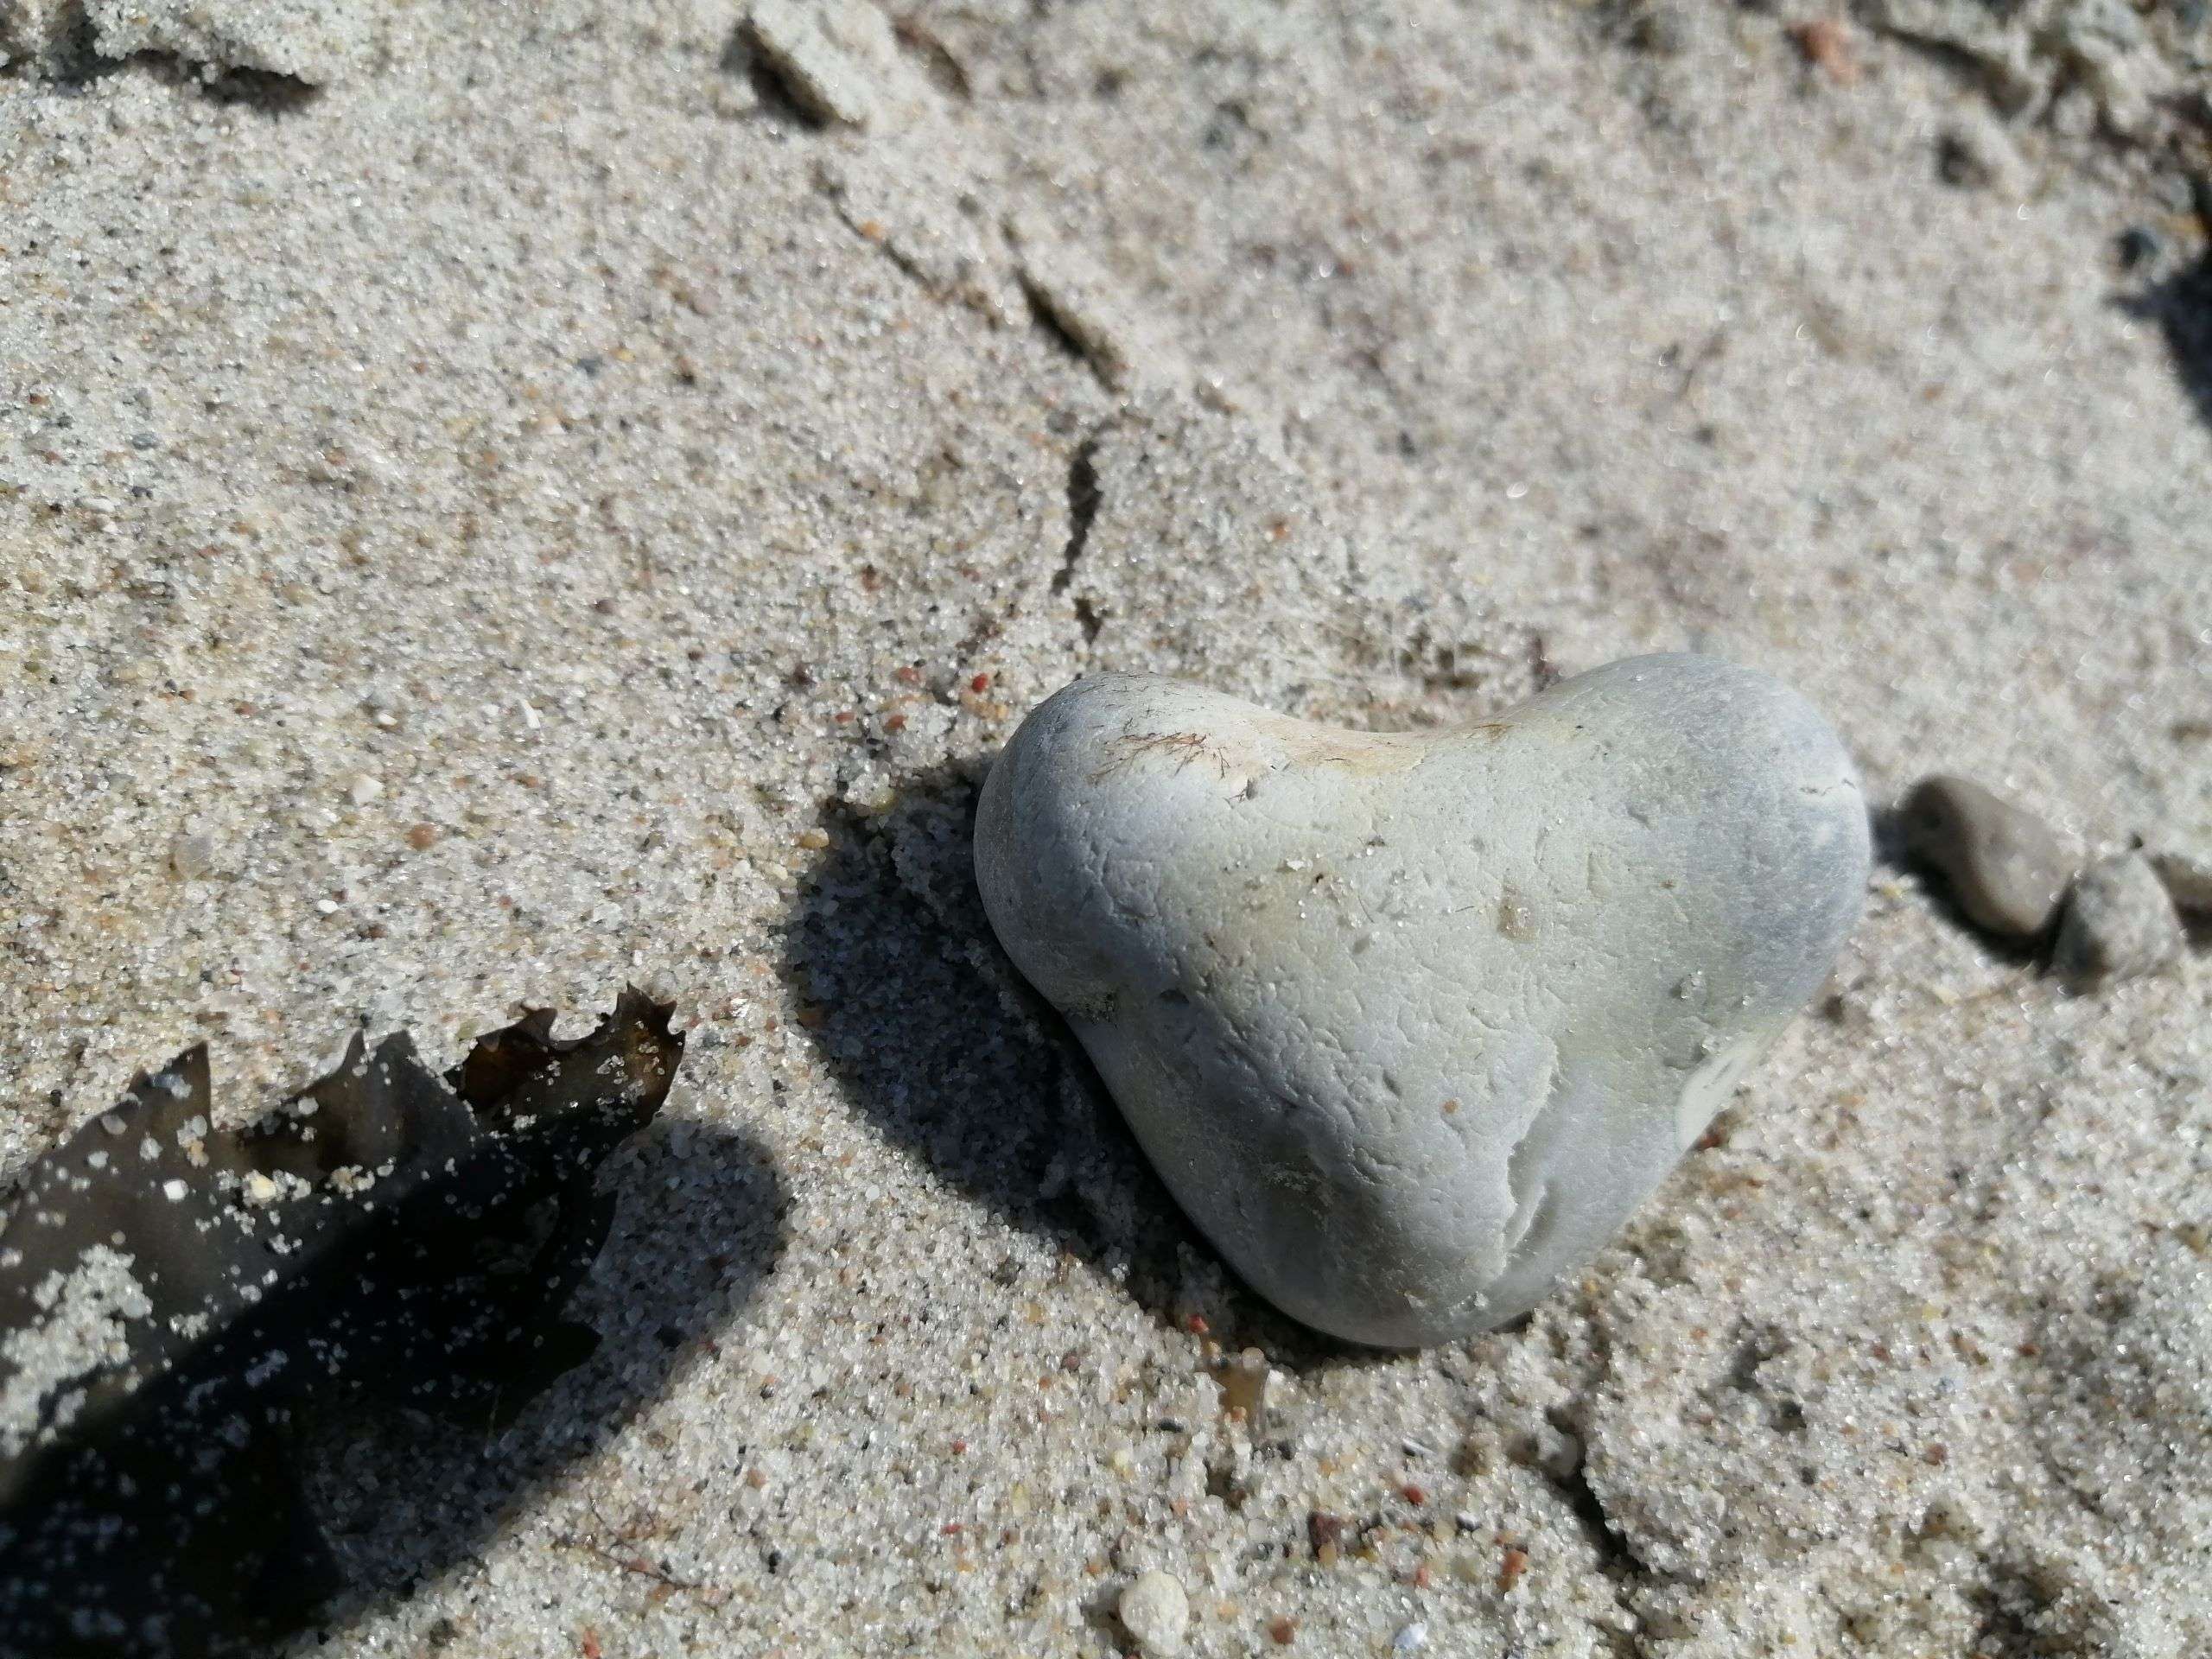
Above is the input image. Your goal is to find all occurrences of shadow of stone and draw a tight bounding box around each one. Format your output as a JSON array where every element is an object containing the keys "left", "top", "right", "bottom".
[
  {"left": 772, "top": 755, "right": 1383, "bottom": 1377},
  {"left": 2119, "top": 239, "right": 2212, "bottom": 434},
  {"left": 0, "top": 1120, "right": 784, "bottom": 1658},
  {"left": 11, "top": 28, "right": 325, "bottom": 115},
  {"left": 717, "top": 20, "right": 832, "bottom": 129}
]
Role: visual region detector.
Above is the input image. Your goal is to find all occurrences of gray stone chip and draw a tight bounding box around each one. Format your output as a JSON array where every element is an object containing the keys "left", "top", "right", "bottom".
[
  {"left": 2053, "top": 853, "right": 2184, "bottom": 988},
  {"left": 1900, "top": 774, "right": 2077, "bottom": 941}
]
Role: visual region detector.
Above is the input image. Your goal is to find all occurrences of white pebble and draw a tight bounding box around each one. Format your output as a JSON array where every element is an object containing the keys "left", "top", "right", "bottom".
[
  {"left": 168, "top": 831, "right": 216, "bottom": 879},
  {"left": 1116, "top": 1569, "right": 1189, "bottom": 1656},
  {"left": 975, "top": 656, "right": 1869, "bottom": 1344}
]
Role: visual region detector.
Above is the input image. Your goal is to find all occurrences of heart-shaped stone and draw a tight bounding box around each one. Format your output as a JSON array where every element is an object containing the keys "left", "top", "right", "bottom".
[{"left": 974, "top": 655, "right": 1868, "bottom": 1345}]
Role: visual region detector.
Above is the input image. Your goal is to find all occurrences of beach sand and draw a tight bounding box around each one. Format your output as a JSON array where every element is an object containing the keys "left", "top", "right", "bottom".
[{"left": 2, "top": 2, "right": 2209, "bottom": 1652}]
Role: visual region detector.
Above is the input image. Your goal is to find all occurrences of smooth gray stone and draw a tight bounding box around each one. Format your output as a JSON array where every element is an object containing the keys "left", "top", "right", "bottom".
[
  {"left": 2054, "top": 853, "right": 2184, "bottom": 988},
  {"left": 974, "top": 655, "right": 1870, "bottom": 1346},
  {"left": 1900, "top": 774, "right": 2077, "bottom": 940}
]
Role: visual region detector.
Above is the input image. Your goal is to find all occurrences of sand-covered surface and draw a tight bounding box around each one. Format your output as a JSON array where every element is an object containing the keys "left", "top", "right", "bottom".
[{"left": 3, "top": 2, "right": 2209, "bottom": 1653}]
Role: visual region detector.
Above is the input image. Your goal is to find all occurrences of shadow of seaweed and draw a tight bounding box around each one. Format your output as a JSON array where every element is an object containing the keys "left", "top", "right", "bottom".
[
  {"left": 772, "top": 756, "right": 1376, "bottom": 1375},
  {"left": 293, "top": 1120, "right": 785, "bottom": 1643},
  {"left": 0, "top": 1116, "right": 783, "bottom": 1659}
]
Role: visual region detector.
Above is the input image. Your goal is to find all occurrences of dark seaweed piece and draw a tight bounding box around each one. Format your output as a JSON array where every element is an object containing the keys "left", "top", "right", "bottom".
[{"left": 0, "top": 989, "right": 685, "bottom": 1657}]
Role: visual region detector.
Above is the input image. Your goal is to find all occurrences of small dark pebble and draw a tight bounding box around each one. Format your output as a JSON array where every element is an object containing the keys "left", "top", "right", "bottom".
[
  {"left": 1308, "top": 1510, "right": 1347, "bottom": 1558},
  {"left": 2117, "top": 226, "right": 2163, "bottom": 270},
  {"left": 1936, "top": 130, "right": 1983, "bottom": 188},
  {"left": 1626, "top": 2, "right": 1692, "bottom": 54}
]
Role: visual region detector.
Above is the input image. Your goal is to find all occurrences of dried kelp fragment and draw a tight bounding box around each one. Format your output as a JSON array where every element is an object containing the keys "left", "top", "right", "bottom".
[{"left": 0, "top": 990, "right": 684, "bottom": 1657}]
